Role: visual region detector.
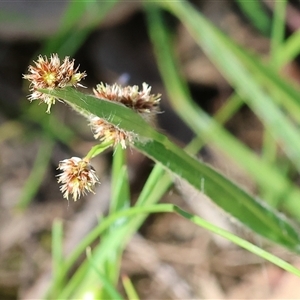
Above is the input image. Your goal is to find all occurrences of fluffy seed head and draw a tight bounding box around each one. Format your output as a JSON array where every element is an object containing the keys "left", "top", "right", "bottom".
[
  {"left": 57, "top": 157, "right": 99, "bottom": 201},
  {"left": 23, "top": 54, "right": 86, "bottom": 113},
  {"left": 93, "top": 82, "right": 161, "bottom": 115},
  {"left": 89, "top": 116, "right": 133, "bottom": 149}
]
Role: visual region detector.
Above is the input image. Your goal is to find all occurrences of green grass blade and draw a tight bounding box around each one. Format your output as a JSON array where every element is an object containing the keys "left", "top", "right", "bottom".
[
  {"left": 270, "top": 0, "right": 287, "bottom": 68},
  {"left": 111, "top": 145, "right": 130, "bottom": 214},
  {"left": 102, "top": 145, "right": 130, "bottom": 295},
  {"left": 159, "top": 1, "right": 300, "bottom": 172},
  {"left": 260, "top": 1, "right": 287, "bottom": 200},
  {"left": 213, "top": 94, "right": 244, "bottom": 125},
  {"left": 17, "top": 136, "right": 55, "bottom": 209},
  {"left": 144, "top": 4, "right": 300, "bottom": 218},
  {"left": 42, "top": 1, "right": 119, "bottom": 57},
  {"left": 51, "top": 219, "right": 64, "bottom": 294},
  {"left": 136, "top": 164, "right": 172, "bottom": 207},
  {"left": 223, "top": 28, "right": 300, "bottom": 124},
  {"left": 234, "top": 0, "right": 272, "bottom": 36},
  {"left": 122, "top": 275, "right": 140, "bottom": 300},
  {"left": 40, "top": 87, "right": 300, "bottom": 252},
  {"left": 94, "top": 203, "right": 300, "bottom": 277},
  {"left": 86, "top": 248, "right": 124, "bottom": 300},
  {"left": 42, "top": 1, "right": 89, "bottom": 55},
  {"left": 277, "top": 30, "right": 300, "bottom": 66},
  {"left": 173, "top": 205, "right": 300, "bottom": 277},
  {"left": 156, "top": 1, "right": 300, "bottom": 128},
  {"left": 46, "top": 163, "right": 172, "bottom": 299},
  {"left": 61, "top": 204, "right": 300, "bottom": 283},
  {"left": 54, "top": 164, "right": 171, "bottom": 296}
]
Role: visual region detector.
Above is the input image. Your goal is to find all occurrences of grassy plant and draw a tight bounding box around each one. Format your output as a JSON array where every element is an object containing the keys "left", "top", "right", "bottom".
[{"left": 18, "top": 0, "right": 300, "bottom": 298}]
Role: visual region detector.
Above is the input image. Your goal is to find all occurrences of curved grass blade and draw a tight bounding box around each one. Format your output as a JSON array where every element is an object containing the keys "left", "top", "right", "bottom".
[
  {"left": 17, "top": 136, "right": 55, "bottom": 209},
  {"left": 144, "top": 4, "right": 300, "bottom": 219},
  {"left": 234, "top": 0, "right": 272, "bottom": 36},
  {"left": 86, "top": 248, "right": 124, "bottom": 300},
  {"left": 53, "top": 203, "right": 300, "bottom": 298},
  {"left": 277, "top": 30, "right": 300, "bottom": 67},
  {"left": 159, "top": 1, "right": 300, "bottom": 173},
  {"left": 42, "top": 1, "right": 119, "bottom": 57},
  {"left": 40, "top": 87, "right": 300, "bottom": 252},
  {"left": 122, "top": 275, "right": 140, "bottom": 300},
  {"left": 51, "top": 219, "right": 64, "bottom": 295}
]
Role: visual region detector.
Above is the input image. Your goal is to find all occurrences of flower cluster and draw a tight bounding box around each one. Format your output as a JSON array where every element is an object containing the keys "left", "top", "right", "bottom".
[
  {"left": 89, "top": 116, "right": 133, "bottom": 149},
  {"left": 57, "top": 157, "right": 99, "bottom": 201},
  {"left": 23, "top": 54, "right": 86, "bottom": 113},
  {"left": 90, "top": 82, "right": 160, "bottom": 148},
  {"left": 24, "top": 54, "right": 162, "bottom": 202},
  {"left": 93, "top": 82, "right": 161, "bottom": 115}
]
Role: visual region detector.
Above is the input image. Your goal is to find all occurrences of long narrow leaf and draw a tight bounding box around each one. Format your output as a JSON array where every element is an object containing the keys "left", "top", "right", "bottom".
[
  {"left": 145, "top": 4, "right": 300, "bottom": 219},
  {"left": 159, "top": 1, "right": 300, "bottom": 172},
  {"left": 277, "top": 30, "right": 300, "bottom": 66},
  {"left": 54, "top": 203, "right": 300, "bottom": 298},
  {"left": 40, "top": 87, "right": 300, "bottom": 252}
]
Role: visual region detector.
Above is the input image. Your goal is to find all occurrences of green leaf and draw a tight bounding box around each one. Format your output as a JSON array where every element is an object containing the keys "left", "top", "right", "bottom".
[
  {"left": 51, "top": 203, "right": 300, "bottom": 298},
  {"left": 278, "top": 30, "right": 300, "bottom": 66},
  {"left": 159, "top": 1, "right": 300, "bottom": 172},
  {"left": 51, "top": 219, "right": 64, "bottom": 294},
  {"left": 17, "top": 136, "right": 55, "bottom": 209},
  {"left": 270, "top": 0, "right": 287, "bottom": 68},
  {"left": 86, "top": 248, "right": 124, "bottom": 300},
  {"left": 42, "top": 1, "right": 119, "bottom": 57},
  {"left": 145, "top": 3, "right": 300, "bottom": 219},
  {"left": 234, "top": 0, "right": 272, "bottom": 36},
  {"left": 40, "top": 87, "right": 300, "bottom": 253},
  {"left": 122, "top": 275, "right": 140, "bottom": 300},
  {"left": 110, "top": 146, "right": 130, "bottom": 214}
]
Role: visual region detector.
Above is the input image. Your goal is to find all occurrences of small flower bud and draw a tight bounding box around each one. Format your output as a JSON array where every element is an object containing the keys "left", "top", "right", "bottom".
[
  {"left": 23, "top": 54, "right": 86, "bottom": 113},
  {"left": 57, "top": 157, "right": 99, "bottom": 201},
  {"left": 90, "top": 82, "right": 160, "bottom": 147},
  {"left": 93, "top": 82, "right": 161, "bottom": 115},
  {"left": 89, "top": 116, "right": 133, "bottom": 149}
]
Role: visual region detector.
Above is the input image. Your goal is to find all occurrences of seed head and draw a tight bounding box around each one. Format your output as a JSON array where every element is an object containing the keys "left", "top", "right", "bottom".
[
  {"left": 89, "top": 116, "right": 133, "bottom": 149},
  {"left": 93, "top": 82, "right": 161, "bottom": 115},
  {"left": 57, "top": 157, "right": 99, "bottom": 201},
  {"left": 23, "top": 54, "right": 86, "bottom": 113}
]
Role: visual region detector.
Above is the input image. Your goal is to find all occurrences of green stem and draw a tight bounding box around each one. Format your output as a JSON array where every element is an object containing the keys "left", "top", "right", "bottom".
[{"left": 85, "top": 142, "right": 112, "bottom": 160}]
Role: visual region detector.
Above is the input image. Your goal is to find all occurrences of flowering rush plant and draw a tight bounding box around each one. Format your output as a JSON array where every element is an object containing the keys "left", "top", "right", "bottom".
[
  {"left": 23, "top": 54, "right": 161, "bottom": 201},
  {"left": 22, "top": 53, "right": 300, "bottom": 253}
]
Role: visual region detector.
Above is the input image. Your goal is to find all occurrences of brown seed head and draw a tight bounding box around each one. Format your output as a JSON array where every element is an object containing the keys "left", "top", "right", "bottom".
[
  {"left": 23, "top": 54, "right": 86, "bottom": 113},
  {"left": 57, "top": 157, "right": 99, "bottom": 201},
  {"left": 89, "top": 116, "right": 133, "bottom": 149},
  {"left": 93, "top": 82, "right": 161, "bottom": 115}
]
